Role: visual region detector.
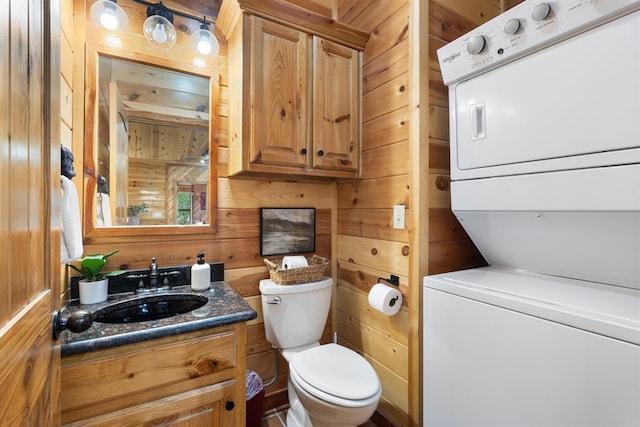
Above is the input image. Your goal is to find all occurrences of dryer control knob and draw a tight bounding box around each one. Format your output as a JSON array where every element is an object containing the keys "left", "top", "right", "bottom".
[
  {"left": 504, "top": 18, "right": 521, "bottom": 35},
  {"left": 532, "top": 3, "right": 551, "bottom": 21},
  {"left": 467, "top": 35, "right": 487, "bottom": 55}
]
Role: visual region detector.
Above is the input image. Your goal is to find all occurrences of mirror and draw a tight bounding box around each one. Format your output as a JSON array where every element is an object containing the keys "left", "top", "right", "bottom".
[
  {"left": 95, "top": 56, "right": 210, "bottom": 227},
  {"left": 83, "top": 45, "right": 218, "bottom": 238}
]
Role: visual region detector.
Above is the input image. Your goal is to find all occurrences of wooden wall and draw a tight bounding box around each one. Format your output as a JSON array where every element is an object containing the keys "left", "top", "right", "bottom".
[
  {"left": 427, "top": 0, "right": 497, "bottom": 275},
  {"left": 72, "top": 0, "right": 333, "bottom": 413},
  {"left": 335, "top": 0, "right": 500, "bottom": 425},
  {"left": 284, "top": 0, "right": 335, "bottom": 18},
  {"left": 336, "top": 1, "right": 412, "bottom": 424},
  {"left": 60, "top": 0, "right": 75, "bottom": 298},
  {"left": 69, "top": 0, "right": 511, "bottom": 422}
]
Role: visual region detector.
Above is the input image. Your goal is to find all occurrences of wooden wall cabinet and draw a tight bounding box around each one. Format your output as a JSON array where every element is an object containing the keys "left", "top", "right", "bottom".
[
  {"left": 312, "top": 36, "right": 360, "bottom": 174},
  {"left": 246, "top": 18, "right": 309, "bottom": 171},
  {"left": 219, "top": 0, "right": 368, "bottom": 179},
  {"left": 61, "top": 324, "right": 247, "bottom": 426}
]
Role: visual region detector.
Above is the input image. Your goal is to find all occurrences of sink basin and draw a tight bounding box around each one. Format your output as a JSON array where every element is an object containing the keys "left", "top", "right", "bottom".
[{"left": 93, "top": 293, "right": 208, "bottom": 324}]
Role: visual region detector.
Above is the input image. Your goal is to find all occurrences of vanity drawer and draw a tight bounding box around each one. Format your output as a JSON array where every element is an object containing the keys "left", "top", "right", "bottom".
[
  {"left": 61, "top": 327, "right": 237, "bottom": 424},
  {"left": 63, "top": 380, "right": 236, "bottom": 427}
]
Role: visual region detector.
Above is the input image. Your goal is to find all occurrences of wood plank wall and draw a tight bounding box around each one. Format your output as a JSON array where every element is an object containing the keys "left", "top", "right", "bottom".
[
  {"left": 72, "top": 0, "right": 334, "bottom": 413},
  {"left": 336, "top": 0, "right": 501, "bottom": 425},
  {"left": 336, "top": 1, "right": 412, "bottom": 425},
  {"left": 60, "top": 0, "right": 75, "bottom": 299},
  {"left": 70, "top": 0, "right": 513, "bottom": 421},
  {"left": 427, "top": 0, "right": 499, "bottom": 275}
]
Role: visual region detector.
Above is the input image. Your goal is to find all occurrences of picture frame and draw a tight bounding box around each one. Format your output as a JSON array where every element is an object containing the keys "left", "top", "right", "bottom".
[{"left": 260, "top": 208, "right": 316, "bottom": 256}]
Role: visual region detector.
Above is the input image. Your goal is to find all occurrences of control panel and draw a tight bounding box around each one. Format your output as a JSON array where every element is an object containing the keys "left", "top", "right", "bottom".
[{"left": 437, "top": 0, "right": 640, "bottom": 85}]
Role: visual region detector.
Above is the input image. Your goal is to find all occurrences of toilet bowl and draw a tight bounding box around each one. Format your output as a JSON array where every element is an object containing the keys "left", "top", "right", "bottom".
[
  {"left": 259, "top": 278, "right": 381, "bottom": 426},
  {"left": 287, "top": 343, "right": 381, "bottom": 427}
]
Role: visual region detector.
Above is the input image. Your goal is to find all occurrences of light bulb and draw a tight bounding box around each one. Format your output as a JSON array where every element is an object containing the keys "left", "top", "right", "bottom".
[
  {"left": 191, "top": 27, "right": 219, "bottom": 57},
  {"left": 143, "top": 14, "right": 175, "bottom": 49},
  {"left": 100, "top": 8, "right": 119, "bottom": 30},
  {"left": 91, "top": 0, "right": 128, "bottom": 33},
  {"left": 152, "top": 22, "right": 167, "bottom": 44},
  {"left": 197, "top": 34, "right": 212, "bottom": 55}
]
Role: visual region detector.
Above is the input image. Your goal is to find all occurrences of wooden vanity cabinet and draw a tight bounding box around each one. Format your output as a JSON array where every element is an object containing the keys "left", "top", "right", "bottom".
[
  {"left": 60, "top": 323, "right": 247, "bottom": 426},
  {"left": 219, "top": 1, "right": 367, "bottom": 179}
]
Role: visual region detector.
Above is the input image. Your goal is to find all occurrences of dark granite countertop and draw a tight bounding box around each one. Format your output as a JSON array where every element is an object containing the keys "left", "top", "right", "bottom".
[{"left": 60, "top": 281, "right": 257, "bottom": 357}]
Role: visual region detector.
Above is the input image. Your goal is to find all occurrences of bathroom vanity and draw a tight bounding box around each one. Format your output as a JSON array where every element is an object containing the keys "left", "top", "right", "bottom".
[{"left": 59, "top": 282, "right": 257, "bottom": 426}]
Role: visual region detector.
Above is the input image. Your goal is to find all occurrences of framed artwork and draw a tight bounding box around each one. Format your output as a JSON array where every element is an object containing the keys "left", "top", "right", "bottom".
[{"left": 260, "top": 208, "right": 316, "bottom": 256}]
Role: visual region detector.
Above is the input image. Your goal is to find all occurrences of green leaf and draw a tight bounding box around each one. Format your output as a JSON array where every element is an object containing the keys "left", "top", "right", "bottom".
[{"left": 67, "top": 250, "right": 122, "bottom": 281}]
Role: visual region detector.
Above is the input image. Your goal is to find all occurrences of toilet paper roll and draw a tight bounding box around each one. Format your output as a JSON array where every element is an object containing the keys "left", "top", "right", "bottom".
[
  {"left": 368, "top": 283, "right": 402, "bottom": 316},
  {"left": 281, "top": 255, "right": 309, "bottom": 270}
]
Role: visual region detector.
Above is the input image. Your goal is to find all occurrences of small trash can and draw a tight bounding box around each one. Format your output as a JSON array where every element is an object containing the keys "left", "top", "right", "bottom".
[{"left": 246, "top": 370, "right": 265, "bottom": 427}]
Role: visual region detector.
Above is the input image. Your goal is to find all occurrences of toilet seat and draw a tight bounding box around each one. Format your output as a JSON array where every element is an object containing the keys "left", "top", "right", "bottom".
[{"left": 289, "top": 343, "right": 381, "bottom": 408}]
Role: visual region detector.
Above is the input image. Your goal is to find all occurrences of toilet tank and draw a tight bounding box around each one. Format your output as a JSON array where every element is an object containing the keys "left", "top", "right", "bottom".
[{"left": 259, "top": 277, "right": 332, "bottom": 349}]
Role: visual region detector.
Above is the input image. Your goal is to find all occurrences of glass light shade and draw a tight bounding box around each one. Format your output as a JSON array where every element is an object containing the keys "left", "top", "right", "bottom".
[
  {"left": 190, "top": 28, "right": 219, "bottom": 57},
  {"left": 90, "top": 0, "right": 128, "bottom": 32},
  {"left": 143, "top": 15, "right": 177, "bottom": 49}
]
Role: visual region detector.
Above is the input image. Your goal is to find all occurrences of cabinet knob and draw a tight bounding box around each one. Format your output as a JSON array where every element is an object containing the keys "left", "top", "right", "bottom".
[
  {"left": 225, "top": 401, "right": 235, "bottom": 411},
  {"left": 300, "top": 148, "right": 307, "bottom": 155},
  {"left": 317, "top": 150, "right": 324, "bottom": 156}
]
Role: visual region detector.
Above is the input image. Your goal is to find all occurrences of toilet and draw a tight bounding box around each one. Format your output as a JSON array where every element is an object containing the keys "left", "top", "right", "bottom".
[{"left": 259, "top": 277, "right": 381, "bottom": 427}]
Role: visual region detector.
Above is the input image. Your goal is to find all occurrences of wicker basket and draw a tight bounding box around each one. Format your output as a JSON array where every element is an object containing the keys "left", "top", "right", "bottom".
[{"left": 264, "top": 255, "right": 329, "bottom": 285}]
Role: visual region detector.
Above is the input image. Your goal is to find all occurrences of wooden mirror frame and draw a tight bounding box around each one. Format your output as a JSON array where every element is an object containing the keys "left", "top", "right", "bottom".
[{"left": 83, "top": 43, "right": 219, "bottom": 241}]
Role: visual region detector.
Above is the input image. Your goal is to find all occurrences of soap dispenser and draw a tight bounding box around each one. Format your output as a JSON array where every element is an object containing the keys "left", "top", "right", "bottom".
[{"left": 191, "top": 252, "right": 211, "bottom": 291}]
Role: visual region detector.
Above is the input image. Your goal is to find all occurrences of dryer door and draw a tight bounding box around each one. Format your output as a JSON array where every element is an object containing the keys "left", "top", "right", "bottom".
[{"left": 451, "top": 10, "right": 640, "bottom": 180}]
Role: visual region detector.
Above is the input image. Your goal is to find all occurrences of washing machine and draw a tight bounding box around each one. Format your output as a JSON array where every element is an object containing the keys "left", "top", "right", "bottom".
[{"left": 425, "top": 1, "right": 640, "bottom": 425}]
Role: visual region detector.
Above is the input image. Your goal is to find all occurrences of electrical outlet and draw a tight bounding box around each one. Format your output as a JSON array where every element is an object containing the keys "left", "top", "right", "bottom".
[{"left": 393, "top": 205, "right": 405, "bottom": 229}]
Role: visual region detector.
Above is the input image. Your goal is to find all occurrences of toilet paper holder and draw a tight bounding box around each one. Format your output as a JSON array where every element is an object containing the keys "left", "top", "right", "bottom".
[
  {"left": 376, "top": 275, "right": 400, "bottom": 307},
  {"left": 378, "top": 274, "right": 399, "bottom": 287},
  {"left": 378, "top": 274, "right": 400, "bottom": 307}
]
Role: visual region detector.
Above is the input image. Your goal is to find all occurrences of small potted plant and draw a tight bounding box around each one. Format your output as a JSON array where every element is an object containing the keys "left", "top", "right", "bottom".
[
  {"left": 68, "top": 250, "right": 124, "bottom": 304},
  {"left": 127, "top": 203, "right": 149, "bottom": 225}
]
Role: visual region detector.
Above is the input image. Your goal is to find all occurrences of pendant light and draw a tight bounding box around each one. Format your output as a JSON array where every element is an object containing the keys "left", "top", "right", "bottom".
[
  {"left": 90, "top": 0, "right": 219, "bottom": 58},
  {"left": 190, "top": 23, "right": 220, "bottom": 57},
  {"left": 90, "top": 0, "right": 128, "bottom": 32},
  {"left": 143, "top": 5, "right": 177, "bottom": 50}
]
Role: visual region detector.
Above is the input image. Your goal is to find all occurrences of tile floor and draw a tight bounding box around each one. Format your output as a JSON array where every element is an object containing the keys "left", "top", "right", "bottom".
[{"left": 261, "top": 405, "right": 377, "bottom": 427}]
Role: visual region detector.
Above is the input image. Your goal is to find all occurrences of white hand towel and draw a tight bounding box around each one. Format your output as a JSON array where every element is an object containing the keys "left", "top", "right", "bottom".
[
  {"left": 60, "top": 175, "right": 83, "bottom": 264},
  {"left": 96, "top": 192, "right": 112, "bottom": 227}
]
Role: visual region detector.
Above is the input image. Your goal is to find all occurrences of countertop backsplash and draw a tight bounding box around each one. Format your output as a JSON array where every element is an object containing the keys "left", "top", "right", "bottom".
[{"left": 68, "top": 261, "right": 225, "bottom": 300}]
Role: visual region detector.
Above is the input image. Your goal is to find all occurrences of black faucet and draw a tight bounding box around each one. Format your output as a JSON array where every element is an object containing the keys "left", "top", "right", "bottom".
[
  {"left": 149, "top": 257, "right": 159, "bottom": 288},
  {"left": 126, "top": 258, "right": 181, "bottom": 294}
]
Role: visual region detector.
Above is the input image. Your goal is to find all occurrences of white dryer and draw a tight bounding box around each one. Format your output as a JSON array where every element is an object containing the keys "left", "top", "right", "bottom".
[{"left": 424, "top": 1, "right": 640, "bottom": 425}]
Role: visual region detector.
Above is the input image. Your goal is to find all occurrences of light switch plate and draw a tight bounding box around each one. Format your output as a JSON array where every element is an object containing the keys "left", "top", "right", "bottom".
[{"left": 393, "top": 205, "right": 405, "bottom": 229}]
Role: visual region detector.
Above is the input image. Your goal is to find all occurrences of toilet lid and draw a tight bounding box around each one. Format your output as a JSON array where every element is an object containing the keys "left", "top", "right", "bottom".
[{"left": 290, "top": 344, "right": 380, "bottom": 401}]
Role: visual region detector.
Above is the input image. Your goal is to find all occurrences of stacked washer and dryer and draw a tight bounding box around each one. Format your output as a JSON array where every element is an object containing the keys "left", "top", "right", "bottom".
[{"left": 425, "top": 1, "right": 640, "bottom": 426}]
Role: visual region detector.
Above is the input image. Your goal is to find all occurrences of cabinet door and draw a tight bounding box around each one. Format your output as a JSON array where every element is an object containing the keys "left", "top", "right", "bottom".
[
  {"left": 250, "top": 17, "right": 310, "bottom": 168},
  {"left": 312, "top": 37, "right": 360, "bottom": 173}
]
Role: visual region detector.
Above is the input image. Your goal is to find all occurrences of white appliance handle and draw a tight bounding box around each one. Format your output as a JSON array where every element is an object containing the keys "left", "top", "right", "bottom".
[{"left": 470, "top": 101, "right": 486, "bottom": 141}]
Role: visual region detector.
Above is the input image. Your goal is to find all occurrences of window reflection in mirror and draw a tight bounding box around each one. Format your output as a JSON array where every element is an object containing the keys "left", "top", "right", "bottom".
[{"left": 94, "top": 56, "right": 211, "bottom": 227}]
